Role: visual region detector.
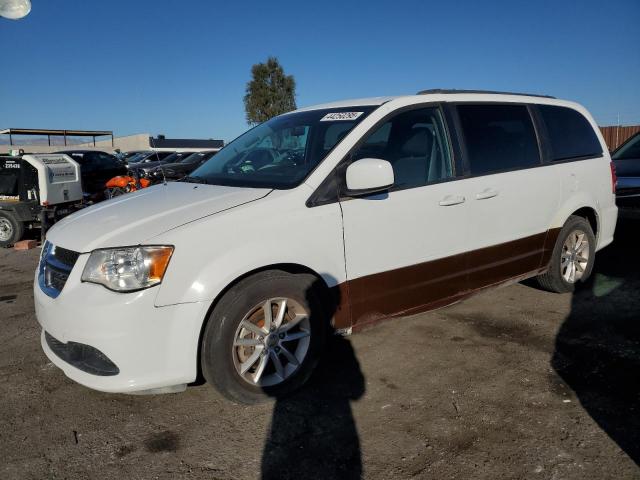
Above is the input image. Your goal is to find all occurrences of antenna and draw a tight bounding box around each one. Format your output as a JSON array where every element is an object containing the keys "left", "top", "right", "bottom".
[{"left": 149, "top": 135, "right": 168, "bottom": 187}]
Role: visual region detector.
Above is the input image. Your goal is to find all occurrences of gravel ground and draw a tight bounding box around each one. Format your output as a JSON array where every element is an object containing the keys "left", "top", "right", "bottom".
[{"left": 0, "top": 220, "right": 638, "bottom": 480}]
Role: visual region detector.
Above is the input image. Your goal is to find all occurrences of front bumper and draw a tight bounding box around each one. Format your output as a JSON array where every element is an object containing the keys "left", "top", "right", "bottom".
[{"left": 34, "top": 254, "right": 208, "bottom": 393}]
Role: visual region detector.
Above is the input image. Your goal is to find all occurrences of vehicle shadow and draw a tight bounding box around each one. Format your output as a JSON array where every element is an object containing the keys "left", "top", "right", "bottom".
[
  {"left": 552, "top": 218, "right": 640, "bottom": 465},
  {"left": 260, "top": 279, "right": 365, "bottom": 480}
]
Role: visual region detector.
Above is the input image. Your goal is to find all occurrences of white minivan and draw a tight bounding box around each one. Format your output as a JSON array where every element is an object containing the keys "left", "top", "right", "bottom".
[{"left": 35, "top": 90, "right": 617, "bottom": 403}]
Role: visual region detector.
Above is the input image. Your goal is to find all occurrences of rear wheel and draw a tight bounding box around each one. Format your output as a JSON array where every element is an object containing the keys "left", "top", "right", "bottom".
[
  {"left": 0, "top": 211, "right": 24, "bottom": 248},
  {"left": 201, "top": 270, "right": 327, "bottom": 404},
  {"left": 537, "top": 215, "right": 596, "bottom": 293}
]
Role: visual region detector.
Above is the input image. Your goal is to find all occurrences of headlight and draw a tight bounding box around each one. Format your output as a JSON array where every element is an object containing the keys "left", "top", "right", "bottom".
[{"left": 81, "top": 246, "right": 173, "bottom": 292}]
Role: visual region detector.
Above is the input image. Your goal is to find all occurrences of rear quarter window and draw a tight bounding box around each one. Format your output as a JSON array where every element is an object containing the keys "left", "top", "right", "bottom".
[{"left": 538, "top": 105, "right": 602, "bottom": 161}]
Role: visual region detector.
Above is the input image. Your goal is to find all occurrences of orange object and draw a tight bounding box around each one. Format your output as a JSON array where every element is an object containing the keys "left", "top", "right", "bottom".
[
  {"left": 148, "top": 247, "right": 174, "bottom": 280},
  {"left": 106, "top": 176, "right": 132, "bottom": 189},
  {"left": 105, "top": 173, "right": 153, "bottom": 196},
  {"left": 14, "top": 239, "right": 38, "bottom": 250}
]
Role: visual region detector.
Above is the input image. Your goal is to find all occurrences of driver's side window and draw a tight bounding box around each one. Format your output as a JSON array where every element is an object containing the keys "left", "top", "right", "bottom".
[{"left": 352, "top": 107, "right": 453, "bottom": 190}]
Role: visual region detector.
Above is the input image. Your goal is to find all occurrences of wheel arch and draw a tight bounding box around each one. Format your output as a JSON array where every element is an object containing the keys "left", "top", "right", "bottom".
[
  {"left": 191, "top": 262, "right": 334, "bottom": 385},
  {"left": 550, "top": 192, "right": 600, "bottom": 241},
  {"left": 570, "top": 206, "right": 599, "bottom": 238}
]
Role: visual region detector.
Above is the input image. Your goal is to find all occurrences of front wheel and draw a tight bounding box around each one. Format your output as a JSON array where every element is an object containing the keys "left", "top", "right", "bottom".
[
  {"left": 537, "top": 215, "right": 596, "bottom": 293},
  {"left": 201, "top": 271, "right": 327, "bottom": 404},
  {"left": 0, "top": 211, "right": 24, "bottom": 248}
]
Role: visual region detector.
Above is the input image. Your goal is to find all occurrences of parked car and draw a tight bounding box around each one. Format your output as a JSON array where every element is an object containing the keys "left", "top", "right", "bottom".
[
  {"left": 151, "top": 151, "right": 217, "bottom": 180},
  {"left": 55, "top": 150, "right": 126, "bottom": 201},
  {"left": 36, "top": 90, "right": 617, "bottom": 403},
  {"left": 115, "top": 150, "right": 145, "bottom": 163},
  {"left": 134, "top": 151, "right": 196, "bottom": 175},
  {"left": 611, "top": 132, "right": 640, "bottom": 218},
  {"left": 127, "top": 150, "right": 176, "bottom": 169}
]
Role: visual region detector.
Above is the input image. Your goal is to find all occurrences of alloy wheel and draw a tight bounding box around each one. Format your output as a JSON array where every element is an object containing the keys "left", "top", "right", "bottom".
[
  {"left": 232, "top": 297, "right": 311, "bottom": 387},
  {"left": 561, "top": 229, "right": 590, "bottom": 283}
]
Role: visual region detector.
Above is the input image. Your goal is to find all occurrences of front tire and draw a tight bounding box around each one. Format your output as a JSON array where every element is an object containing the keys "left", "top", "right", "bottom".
[
  {"left": 537, "top": 215, "right": 596, "bottom": 293},
  {"left": 201, "top": 271, "right": 327, "bottom": 404},
  {"left": 0, "top": 211, "right": 24, "bottom": 248}
]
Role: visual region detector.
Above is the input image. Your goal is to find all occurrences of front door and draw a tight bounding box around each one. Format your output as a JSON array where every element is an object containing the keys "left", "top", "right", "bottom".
[{"left": 339, "top": 106, "right": 470, "bottom": 329}]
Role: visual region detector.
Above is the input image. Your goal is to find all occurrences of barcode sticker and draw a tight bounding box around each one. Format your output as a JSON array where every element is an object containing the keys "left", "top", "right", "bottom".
[{"left": 320, "top": 112, "right": 364, "bottom": 121}]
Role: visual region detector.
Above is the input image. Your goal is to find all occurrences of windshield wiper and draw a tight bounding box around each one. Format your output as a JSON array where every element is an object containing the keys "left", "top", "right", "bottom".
[{"left": 181, "top": 175, "right": 208, "bottom": 184}]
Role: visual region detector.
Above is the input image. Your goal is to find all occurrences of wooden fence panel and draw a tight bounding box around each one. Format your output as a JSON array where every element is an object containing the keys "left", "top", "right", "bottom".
[{"left": 599, "top": 125, "right": 640, "bottom": 151}]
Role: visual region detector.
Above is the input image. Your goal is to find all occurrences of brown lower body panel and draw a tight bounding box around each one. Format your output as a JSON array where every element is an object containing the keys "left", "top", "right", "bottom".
[{"left": 332, "top": 228, "right": 562, "bottom": 331}]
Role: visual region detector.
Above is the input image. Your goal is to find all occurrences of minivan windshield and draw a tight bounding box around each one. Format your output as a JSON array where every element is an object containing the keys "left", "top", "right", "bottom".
[{"left": 188, "top": 107, "right": 376, "bottom": 189}]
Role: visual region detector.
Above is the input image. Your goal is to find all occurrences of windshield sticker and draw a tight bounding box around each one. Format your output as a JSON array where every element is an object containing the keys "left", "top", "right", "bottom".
[{"left": 320, "top": 112, "right": 364, "bottom": 122}]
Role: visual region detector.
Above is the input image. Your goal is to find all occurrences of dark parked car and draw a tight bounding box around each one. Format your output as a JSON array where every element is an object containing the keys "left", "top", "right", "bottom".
[
  {"left": 134, "top": 151, "right": 195, "bottom": 175},
  {"left": 151, "top": 150, "right": 218, "bottom": 180},
  {"left": 56, "top": 150, "right": 126, "bottom": 201},
  {"left": 117, "top": 150, "right": 147, "bottom": 163},
  {"left": 127, "top": 150, "right": 176, "bottom": 171},
  {"left": 612, "top": 132, "right": 640, "bottom": 217}
]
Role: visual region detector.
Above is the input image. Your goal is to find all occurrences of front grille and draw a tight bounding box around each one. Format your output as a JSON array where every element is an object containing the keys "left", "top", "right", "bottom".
[
  {"left": 45, "top": 331, "right": 119, "bottom": 376},
  {"left": 38, "top": 241, "right": 80, "bottom": 298},
  {"left": 51, "top": 245, "right": 80, "bottom": 268}
]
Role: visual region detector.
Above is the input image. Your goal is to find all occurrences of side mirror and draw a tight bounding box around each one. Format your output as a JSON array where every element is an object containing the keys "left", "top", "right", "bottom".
[{"left": 345, "top": 158, "right": 394, "bottom": 196}]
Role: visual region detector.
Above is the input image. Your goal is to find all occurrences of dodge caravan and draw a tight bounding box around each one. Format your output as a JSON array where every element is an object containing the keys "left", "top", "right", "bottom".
[{"left": 35, "top": 90, "right": 617, "bottom": 403}]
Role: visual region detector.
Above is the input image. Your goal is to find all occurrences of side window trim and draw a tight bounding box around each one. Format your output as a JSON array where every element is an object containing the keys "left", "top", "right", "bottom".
[
  {"left": 306, "top": 102, "right": 457, "bottom": 207},
  {"left": 443, "top": 103, "right": 468, "bottom": 177},
  {"left": 452, "top": 101, "right": 544, "bottom": 178},
  {"left": 529, "top": 105, "right": 553, "bottom": 164}
]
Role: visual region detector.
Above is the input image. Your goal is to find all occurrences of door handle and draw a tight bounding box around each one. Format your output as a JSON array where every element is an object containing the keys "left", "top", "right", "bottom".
[
  {"left": 438, "top": 195, "right": 466, "bottom": 206},
  {"left": 475, "top": 188, "right": 499, "bottom": 200}
]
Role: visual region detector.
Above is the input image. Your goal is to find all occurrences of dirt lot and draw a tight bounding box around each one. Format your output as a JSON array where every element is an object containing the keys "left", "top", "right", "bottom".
[{"left": 1, "top": 220, "right": 639, "bottom": 480}]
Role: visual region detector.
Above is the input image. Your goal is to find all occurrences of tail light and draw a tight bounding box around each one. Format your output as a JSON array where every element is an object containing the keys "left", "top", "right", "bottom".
[{"left": 610, "top": 162, "right": 617, "bottom": 194}]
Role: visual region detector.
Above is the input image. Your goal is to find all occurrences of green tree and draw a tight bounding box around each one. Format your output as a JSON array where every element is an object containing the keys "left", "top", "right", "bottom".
[{"left": 244, "top": 57, "right": 296, "bottom": 125}]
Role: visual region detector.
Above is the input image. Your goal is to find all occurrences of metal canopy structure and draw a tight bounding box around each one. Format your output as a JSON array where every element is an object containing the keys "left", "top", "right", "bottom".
[{"left": 0, "top": 128, "right": 114, "bottom": 147}]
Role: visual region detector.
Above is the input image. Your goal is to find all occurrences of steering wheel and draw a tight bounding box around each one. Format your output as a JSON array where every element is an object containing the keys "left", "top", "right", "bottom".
[{"left": 240, "top": 148, "right": 276, "bottom": 171}]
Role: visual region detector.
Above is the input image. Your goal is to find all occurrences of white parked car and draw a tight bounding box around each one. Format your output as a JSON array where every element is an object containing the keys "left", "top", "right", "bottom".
[{"left": 35, "top": 90, "right": 617, "bottom": 403}]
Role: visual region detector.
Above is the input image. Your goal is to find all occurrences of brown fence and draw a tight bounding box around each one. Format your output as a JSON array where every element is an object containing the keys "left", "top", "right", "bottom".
[{"left": 599, "top": 125, "right": 640, "bottom": 151}]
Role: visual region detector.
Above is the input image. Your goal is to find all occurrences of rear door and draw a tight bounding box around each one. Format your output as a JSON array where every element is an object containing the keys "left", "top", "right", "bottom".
[
  {"left": 340, "top": 105, "right": 470, "bottom": 328},
  {"left": 452, "top": 103, "right": 560, "bottom": 288}
]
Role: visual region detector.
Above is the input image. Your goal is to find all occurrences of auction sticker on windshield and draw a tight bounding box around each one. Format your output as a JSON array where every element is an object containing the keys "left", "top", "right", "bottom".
[{"left": 320, "top": 112, "right": 364, "bottom": 121}]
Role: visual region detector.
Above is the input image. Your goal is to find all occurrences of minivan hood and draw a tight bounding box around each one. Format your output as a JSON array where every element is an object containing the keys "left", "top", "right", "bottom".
[{"left": 46, "top": 182, "right": 271, "bottom": 252}]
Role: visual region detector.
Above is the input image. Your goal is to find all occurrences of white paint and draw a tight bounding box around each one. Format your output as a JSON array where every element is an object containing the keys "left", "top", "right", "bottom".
[
  {"left": 345, "top": 158, "right": 394, "bottom": 192},
  {"left": 34, "top": 92, "right": 618, "bottom": 394}
]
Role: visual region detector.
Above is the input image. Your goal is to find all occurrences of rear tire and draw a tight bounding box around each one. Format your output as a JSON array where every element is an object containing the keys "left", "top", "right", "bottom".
[
  {"left": 0, "top": 211, "right": 24, "bottom": 248},
  {"left": 201, "top": 270, "right": 327, "bottom": 404},
  {"left": 537, "top": 215, "right": 596, "bottom": 293}
]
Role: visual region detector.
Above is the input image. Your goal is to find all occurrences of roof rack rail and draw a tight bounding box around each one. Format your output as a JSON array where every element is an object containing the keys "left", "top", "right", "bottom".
[{"left": 416, "top": 89, "right": 555, "bottom": 99}]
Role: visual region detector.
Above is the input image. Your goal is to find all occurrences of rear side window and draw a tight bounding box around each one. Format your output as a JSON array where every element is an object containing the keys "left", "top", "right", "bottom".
[
  {"left": 538, "top": 105, "right": 602, "bottom": 161},
  {"left": 457, "top": 104, "right": 540, "bottom": 176}
]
